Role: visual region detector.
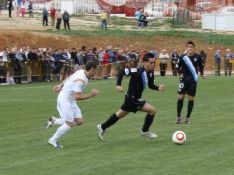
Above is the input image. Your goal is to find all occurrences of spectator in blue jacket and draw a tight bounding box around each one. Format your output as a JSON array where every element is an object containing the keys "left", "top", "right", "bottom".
[
  {"left": 214, "top": 49, "right": 221, "bottom": 76},
  {"left": 42, "top": 8, "right": 48, "bottom": 26}
]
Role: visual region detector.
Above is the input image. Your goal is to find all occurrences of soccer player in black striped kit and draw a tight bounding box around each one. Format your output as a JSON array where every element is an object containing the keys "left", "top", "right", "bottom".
[
  {"left": 97, "top": 53, "right": 165, "bottom": 141},
  {"left": 176, "top": 41, "right": 205, "bottom": 124}
]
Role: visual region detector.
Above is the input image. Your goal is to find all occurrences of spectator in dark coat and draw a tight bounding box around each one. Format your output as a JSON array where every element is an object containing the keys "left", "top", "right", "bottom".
[
  {"left": 62, "top": 10, "right": 70, "bottom": 30},
  {"left": 42, "top": 8, "right": 48, "bottom": 26}
]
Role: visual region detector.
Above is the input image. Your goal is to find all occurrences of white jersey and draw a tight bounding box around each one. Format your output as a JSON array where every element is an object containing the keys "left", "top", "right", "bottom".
[{"left": 58, "top": 70, "right": 88, "bottom": 104}]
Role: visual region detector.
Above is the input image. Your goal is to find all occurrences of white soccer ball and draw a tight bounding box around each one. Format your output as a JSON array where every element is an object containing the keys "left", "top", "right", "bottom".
[{"left": 172, "top": 131, "right": 186, "bottom": 144}]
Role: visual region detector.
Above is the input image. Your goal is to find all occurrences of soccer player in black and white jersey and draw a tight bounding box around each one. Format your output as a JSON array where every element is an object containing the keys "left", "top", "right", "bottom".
[
  {"left": 97, "top": 53, "right": 165, "bottom": 141},
  {"left": 176, "top": 41, "right": 205, "bottom": 124}
]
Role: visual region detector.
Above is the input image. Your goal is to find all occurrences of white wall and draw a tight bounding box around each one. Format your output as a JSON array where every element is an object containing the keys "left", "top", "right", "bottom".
[
  {"left": 60, "top": 0, "right": 75, "bottom": 14},
  {"left": 202, "top": 14, "right": 234, "bottom": 32},
  {"left": 54, "top": 0, "right": 100, "bottom": 14}
]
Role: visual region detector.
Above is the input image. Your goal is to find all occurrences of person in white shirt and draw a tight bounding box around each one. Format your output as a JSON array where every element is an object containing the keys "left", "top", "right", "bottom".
[
  {"left": 159, "top": 49, "right": 170, "bottom": 76},
  {"left": 46, "top": 61, "right": 99, "bottom": 148}
]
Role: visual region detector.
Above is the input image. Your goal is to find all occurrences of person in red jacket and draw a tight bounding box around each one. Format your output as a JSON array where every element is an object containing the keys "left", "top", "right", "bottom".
[
  {"left": 103, "top": 50, "right": 109, "bottom": 65},
  {"left": 50, "top": 7, "right": 56, "bottom": 26}
]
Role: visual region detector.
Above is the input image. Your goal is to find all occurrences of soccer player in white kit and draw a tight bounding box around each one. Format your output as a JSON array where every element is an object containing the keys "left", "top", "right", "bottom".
[{"left": 46, "top": 61, "right": 99, "bottom": 148}]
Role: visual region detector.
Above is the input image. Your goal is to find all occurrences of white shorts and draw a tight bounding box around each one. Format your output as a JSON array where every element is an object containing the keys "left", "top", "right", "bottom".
[{"left": 57, "top": 98, "right": 82, "bottom": 122}]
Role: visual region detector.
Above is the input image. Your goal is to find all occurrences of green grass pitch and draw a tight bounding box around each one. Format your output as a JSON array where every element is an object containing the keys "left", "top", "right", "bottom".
[{"left": 0, "top": 76, "right": 234, "bottom": 175}]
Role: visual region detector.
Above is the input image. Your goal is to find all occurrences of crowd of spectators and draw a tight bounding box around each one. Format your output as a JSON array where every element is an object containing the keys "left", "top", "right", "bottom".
[
  {"left": 0, "top": 45, "right": 234, "bottom": 84},
  {"left": 6, "top": 0, "right": 71, "bottom": 30},
  {"left": 0, "top": 45, "right": 140, "bottom": 85},
  {"left": 214, "top": 49, "right": 233, "bottom": 76},
  {"left": 0, "top": 46, "right": 233, "bottom": 85}
]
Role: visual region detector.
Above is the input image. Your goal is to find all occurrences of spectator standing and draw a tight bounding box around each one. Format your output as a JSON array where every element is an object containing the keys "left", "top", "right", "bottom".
[
  {"left": 224, "top": 49, "right": 232, "bottom": 76},
  {"left": 100, "top": 10, "right": 108, "bottom": 29},
  {"left": 50, "top": 7, "right": 56, "bottom": 26},
  {"left": 77, "top": 46, "right": 86, "bottom": 67},
  {"left": 42, "top": 8, "right": 48, "bottom": 26},
  {"left": 51, "top": 50, "right": 62, "bottom": 80},
  {"left": 62, "top": 10, "right": 70, "bottom": 30},
  {"left": 159, "top": 49, "right": 169, "bottom": 76},
  {"left": 29, "top": 48, "right": 39, "bottom": 82},
  {"left": 171, "top": 49, "right": 179, "bottom": 76},
  {"left": 214, "top": 49, "right": 221, "bottom": 76},
  {"left": 86, "top": 49, "right": 96, "bottom": 62},
  {"left": 20, "top": 0, "right": 25, "bottom": 17},
  {"left": 14, "top": 49, "right": 24, "bottom": 84},
  {"left": 71, "top": 48, "right": 78, "bottom": 65},
  {"left": 27, "top": 48, "right": 35, "bottom": 83},
  {"left": 150, "top": 48, "right": 158, "bottom": 58},
  {"left": 0, "top": 57, "right": 7, "bottom": 84},
  {"left": 28, "top": 1, "right": 33, "bottom": 18},
  {"left": 135, "top": 8, "right": 142, "bottom": 27},
  {"left": 56, "top": 9, "right": 62, "bottom": 30},
  {"left": 8, "top": 0, "right": 13, "bottom": 18},
  {"left": 20, "top": 1, "right": 26, "bottom": 17},
  {"left": 199, "top": 50, "right": 207, "bottom": 68}
]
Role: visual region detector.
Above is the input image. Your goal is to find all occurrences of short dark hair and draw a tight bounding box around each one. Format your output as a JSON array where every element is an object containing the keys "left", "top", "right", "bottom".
[
  {"left": 81, "top": 45, "right": 86, "bottom": 51},
  {"left": 186, "top": 41, "right": 195, "bottom": 47},
  {"left": 85, "top": 61, "right": 97, "bottom": 71},
  {"left": 143, "top": 52, "right": 155, "bottom": 62}
]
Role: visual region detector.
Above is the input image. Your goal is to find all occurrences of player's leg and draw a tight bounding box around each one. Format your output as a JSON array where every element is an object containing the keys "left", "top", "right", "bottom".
[
  {"left": 102, "top": 109, "right": 128, "bottom": 130},
  {"left": 176, "top": 94, "right": 185, "bottom": 123},
  {"left": 176, "top": 80, "right": 186, "bottom": 124},
  {"left": 48, "top": 120, "right": 72, "bottom": 148},
  {"left": 74, "top": 118, "right": 83, "bottom": 126},
  {"left": 97, "top": 95, "right": 134, "bottom": 141},
  {"left": 45, "top": 116, "right": 64, "bottom": 128},
  {"left": 73, "top": 105, "right": 83, "bottom": 126},
  {"left": 53, "top": 116, "right": 64, "bottom": 125},
  {"left": 48, "top": 103, "right": 74, "bottom": 148},
  {"left": 97, "top": 109, "right": 128, "bottom": 141},
  {"left": 45, "top": 98, "right": 66, "bottom": 128},
  {"left": 185, "top": 82, "right": 197, "bottom": 124},
  {"left": 185, "top": 95, "right": 194, "bottom": 124},
  {"left": 139, "top": 103, "right": 157, "bottom": 139}
]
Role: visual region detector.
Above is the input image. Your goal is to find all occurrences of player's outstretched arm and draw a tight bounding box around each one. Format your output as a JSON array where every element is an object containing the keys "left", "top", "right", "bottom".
[
  {"left": 52, "top": 84, "right": 63, "bottom": 92},
  {"left": 74, "top": 88, "right": 99, "bottom": 100},
  {"left": 52, "top": 76, "right": 70, "bottom": 92},
  {"left": 158, "top": 84, "right": 165, "bottom": 91}
]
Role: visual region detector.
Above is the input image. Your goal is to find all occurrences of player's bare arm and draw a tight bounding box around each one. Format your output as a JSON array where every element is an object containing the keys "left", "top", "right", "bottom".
[
  {"left": 116, "top": 86, "right": 124, "bottom": 92},
  {"left": 158, "top": 84, "right": 165, "bottom": 91},
  {"left": 52, "top": 77, "right": 70, "bottom": 92},
  {"left": 74, "top": 88, "right": 99, "bottom": 100}
]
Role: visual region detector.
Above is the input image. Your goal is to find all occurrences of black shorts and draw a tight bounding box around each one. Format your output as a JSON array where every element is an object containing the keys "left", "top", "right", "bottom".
[
  {"left": 121, "top": 94, "right": 146, "bottom": 113},
  {"left": 178, "top": 78, "right": 197, "bottom": 97}
]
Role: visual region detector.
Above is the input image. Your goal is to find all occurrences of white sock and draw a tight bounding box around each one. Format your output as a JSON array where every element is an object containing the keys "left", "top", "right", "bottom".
[
  {"left": 53, "top": 117, "right": 64, "bottom": 125},
  {"left": 50, "top": 123, "right": 71, "bottom": 142}
]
